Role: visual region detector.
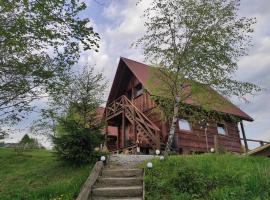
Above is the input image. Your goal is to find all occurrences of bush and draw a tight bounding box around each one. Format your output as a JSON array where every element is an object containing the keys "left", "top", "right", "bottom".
[
  {"left": 52, "top": 118, "right": 104, "bottom": 165},
  {"left": 16, "top": 134, "right": 43, "bottom": 151}
]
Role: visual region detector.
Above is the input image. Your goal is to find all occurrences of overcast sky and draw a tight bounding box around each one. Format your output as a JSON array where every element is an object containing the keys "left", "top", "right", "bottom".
[{"left": 4, "top": 0, "right": 270, "bottom": 148}]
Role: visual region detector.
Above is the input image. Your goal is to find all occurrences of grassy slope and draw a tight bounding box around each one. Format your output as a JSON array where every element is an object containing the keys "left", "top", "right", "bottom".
[
  {"left": 0, "top": 148, "right": 92, "bottom": 200},
  {"left": 144, "top": 154, "right": 270, "bottom": 200}
]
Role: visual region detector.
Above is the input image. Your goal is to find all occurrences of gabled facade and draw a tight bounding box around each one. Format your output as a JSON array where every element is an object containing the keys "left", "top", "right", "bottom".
[{"left": 105, "top": 57, "right": 253, "bottom": 154}]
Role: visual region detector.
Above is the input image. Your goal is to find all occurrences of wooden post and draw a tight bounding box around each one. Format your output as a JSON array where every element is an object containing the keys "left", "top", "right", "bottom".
[
  {"left": 121, "top": 110, "right": 125, "bottom": 148},
  {"left": 133, "top": 106, "right": 137, "bottom": 142},
  {"left": 214, "top": 135, "right": 219, "bottom": 152},
  {"left": 240, "top": 121, "right": 249, "bottom": 152},
  {"left": 104, "top": 122, "right": 108, "bottom": 150},
  {"left": 117, "top": 124, "right": 121, "bottom": 149}
]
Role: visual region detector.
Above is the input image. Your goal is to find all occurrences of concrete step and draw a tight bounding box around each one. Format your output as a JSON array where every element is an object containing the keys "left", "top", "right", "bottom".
[
  {"left": 95, "top": 177, "right": 142, "bottom": 187},
  {"left": 102, "top": 169, "right": 143, "bottom": 178},
  {"left": 92, "top": 186, "right": 143, "bottom": 198}
]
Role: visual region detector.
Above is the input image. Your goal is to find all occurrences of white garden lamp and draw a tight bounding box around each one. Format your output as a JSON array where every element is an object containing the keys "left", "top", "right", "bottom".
[
  {"left": 100, "top": 156, "right": 106, "bottom": 162},
  {"left": 160, "top": 156, "right": 164, "bottom": 161},
  {"left": 155, "top": 149, "right": 160, "bottom": 155},
  {"left": 147, "top": 162, "right": 153, "bottom": 169}
]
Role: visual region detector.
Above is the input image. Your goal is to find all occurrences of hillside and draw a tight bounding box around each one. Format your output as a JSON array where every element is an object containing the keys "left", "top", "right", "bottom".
[
  {"left": 0, "top": 148, "right": 92, "bottom": 200},
  {"left": 144, "top": 154, "right": 270, "bottom": 200}
]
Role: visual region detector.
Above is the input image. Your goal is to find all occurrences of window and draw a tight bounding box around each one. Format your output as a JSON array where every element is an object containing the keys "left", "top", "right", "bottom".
[
  {"left": 217, "top": 123, "right": 227, "bottom": 135},
  {"left": 178, "top": 119, "right": 192, "bottom": 131},
  {"left": 134, "top": 83, "right": 143, "bottom": 98}
]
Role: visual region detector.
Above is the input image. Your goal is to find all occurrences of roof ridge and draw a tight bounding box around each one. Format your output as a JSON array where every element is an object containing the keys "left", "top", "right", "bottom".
[{"left": 121, "top": 57, "right": 149, "bottom": 67}]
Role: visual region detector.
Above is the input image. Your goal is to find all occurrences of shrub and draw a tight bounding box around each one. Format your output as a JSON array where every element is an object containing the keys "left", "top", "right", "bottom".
[
  {"left": 52, "top": 118, "right": 104, "bottom": 165},
  {"left": 16, "top": 134, "right": 43, "bottom": 151}
]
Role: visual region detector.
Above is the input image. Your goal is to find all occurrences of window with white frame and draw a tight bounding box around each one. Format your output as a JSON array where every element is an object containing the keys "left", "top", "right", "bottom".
[
  {"left": 178, "top": 119, "right": 192, "bottom": 131},
  {"left": 217, "top": 123, "right": 227, "bottom": 135}
]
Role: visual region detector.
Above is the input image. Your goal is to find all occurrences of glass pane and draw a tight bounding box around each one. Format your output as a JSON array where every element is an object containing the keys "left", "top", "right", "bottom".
[
  {"left": 217, "top": 124, "right": 227, "bottom": 135},
  {"left": 179, "top": 119, "right": 191, "bottom": 131}
]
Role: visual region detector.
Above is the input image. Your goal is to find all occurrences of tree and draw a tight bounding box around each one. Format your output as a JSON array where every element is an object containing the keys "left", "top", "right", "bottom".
[
  {"left": 48, "top": 66, "right": 107, "bottom": 165},
  {"left": 135, "top": 0, "right": 261, "bottom": 152},
  {"left": 52, "top": 112, "right": 104, "bottom": 165},
  {"left": 32, "top": 66, "right": 107, "bottom": 136},
  {"left": 18, "top": 134, "right": 42, "bottom": 149},
  {"left": 0, "top": 0, "right": 100, "bottom": 125},
  {"left": 0, "top": 129, "right": 8, "bottom": 140}
]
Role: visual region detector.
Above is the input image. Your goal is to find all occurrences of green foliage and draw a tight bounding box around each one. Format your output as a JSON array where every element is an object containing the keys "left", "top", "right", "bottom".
[
  {"left": 215, "top": 144, "right": 227, "bottom": 154},
  {"left": 16, "top": 134, "right": 43, "bottom": 150},
  {"left": 32, "top": 66, "right": 107, "bottom": 136},
  {"left": 136, "top": 0, "right": 261, "bottom": 151},
  {"left": 0, "top": 148, "right": 92, "bottom": 200},
  {"left": 143, "top": 154, "right": 270, "bottom": 200},
  {"left": 136, "top": 0, "right": 261, "bottom": 99},
  {"left": 52, "top": 117, "right": 104, "bottom": 165},
  {"left": 0, "top": 0, "right": 99, "bottom": 124}
]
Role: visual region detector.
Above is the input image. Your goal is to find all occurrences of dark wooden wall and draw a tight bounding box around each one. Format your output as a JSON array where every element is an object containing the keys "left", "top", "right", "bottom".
[
  {"left": 175, "top": 121, "right": 242, "bottom": 153},
  {"left": 109, "top": 70, "right": 242, "bottom": 154}
]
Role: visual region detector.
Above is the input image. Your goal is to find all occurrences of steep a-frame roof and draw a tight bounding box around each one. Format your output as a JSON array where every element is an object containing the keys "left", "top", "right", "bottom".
[{"left": 107, "top": 57, "right": 253, "bottom": 121}]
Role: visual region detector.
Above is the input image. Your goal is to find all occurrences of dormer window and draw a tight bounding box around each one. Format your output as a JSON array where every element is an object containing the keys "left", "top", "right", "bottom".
[
  {"left": 178, "top": 119, "right": 192, "bottom": 131},
  {"left": 134, "top": 83, "right": 143, "bottom": 98},
  {"left": 217, "top": 123, "right": 227, "bottom": 135}
]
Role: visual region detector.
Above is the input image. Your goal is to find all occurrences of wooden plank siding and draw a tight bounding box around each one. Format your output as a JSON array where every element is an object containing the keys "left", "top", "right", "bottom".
[
  {"left": 175, "top": 121, "right": 242, "bottom": 153},
  {"left": 133, "top": 91, "right": 242, "bottom": 154},
  {"left": 106, "top": 66, "right": 242, "bottom": 154}
]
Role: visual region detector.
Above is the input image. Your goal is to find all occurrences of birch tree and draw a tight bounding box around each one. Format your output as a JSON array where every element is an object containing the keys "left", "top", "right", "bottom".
[{"left": 135, "top": 0, "right": 261, "bottom": 152}]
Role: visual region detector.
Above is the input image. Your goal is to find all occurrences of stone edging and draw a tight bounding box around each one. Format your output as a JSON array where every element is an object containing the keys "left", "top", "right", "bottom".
[{"left": 76, "top": 161, "right": 104, "bottom": 200}]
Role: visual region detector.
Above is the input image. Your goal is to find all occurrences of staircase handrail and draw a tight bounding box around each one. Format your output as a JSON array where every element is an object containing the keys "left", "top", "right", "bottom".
[{"left": 121, "top": 95, "right": 160, "bottom": 132}]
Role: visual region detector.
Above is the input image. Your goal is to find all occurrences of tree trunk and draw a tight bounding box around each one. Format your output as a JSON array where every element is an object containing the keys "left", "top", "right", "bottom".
[{"left": 165, "top": 97, "right": 180, "bottom": 153}]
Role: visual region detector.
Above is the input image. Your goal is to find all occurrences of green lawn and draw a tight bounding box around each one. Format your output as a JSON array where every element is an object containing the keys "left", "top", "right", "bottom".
[
  {"left": 0, "top": 148, "right": 92, "bottom": 200},
  {"left": 144, "top": 154, "right": 270, "bottom": 200}
]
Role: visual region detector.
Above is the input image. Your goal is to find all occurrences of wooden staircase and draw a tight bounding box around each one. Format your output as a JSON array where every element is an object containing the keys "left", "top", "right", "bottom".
[{"left": 106, "top": 95, "right": 161, "bottom": 150}]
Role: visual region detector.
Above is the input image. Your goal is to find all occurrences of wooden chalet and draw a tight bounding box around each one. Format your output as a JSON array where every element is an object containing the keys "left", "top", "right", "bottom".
[{"left": 104, "top": 57, "right": 253, "bottom": 154}]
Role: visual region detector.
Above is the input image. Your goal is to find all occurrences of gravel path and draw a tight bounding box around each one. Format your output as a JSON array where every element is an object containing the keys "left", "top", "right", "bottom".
[{"left": 108, "top": 154, "right": 155, "bottom": 168}]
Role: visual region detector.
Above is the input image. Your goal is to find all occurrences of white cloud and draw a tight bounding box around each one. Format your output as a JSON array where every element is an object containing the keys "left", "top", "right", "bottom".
[
  {"left": 103, "top": 2, "right": 119, "bottom": 18},
  {"left": 79, "top": 0, "right": 150, "bottom": 88}
]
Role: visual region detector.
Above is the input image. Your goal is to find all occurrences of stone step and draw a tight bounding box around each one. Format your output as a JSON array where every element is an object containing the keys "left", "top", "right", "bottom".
[
  {"left": 92, "top": 186, "right": 143, "bottom": 198},
  {"left": 95, "top": 177, "right": 142, "bottom": 187},
  {"left": 102, "top": 169, "right": 143, "bottom": 178}
]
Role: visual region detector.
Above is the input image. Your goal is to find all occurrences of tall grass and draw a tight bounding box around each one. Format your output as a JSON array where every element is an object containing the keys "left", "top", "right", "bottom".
[
  {"left": 143, "top": 154, "right": 270, "bottom": 200},
  {"left": 0, "top": 148, "right": 92, "bottom": 200}
]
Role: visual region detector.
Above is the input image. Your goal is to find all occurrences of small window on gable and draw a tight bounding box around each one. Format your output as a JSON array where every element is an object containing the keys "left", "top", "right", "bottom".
[
  {"left": 217, "top": 123, "right": 227, "bottom": 135},
  {"left": 178, "top": 119, "right": 192, "bottom": 131},
  {"left": 134, "top": 83, "right": 143, "bottom": 98}
]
